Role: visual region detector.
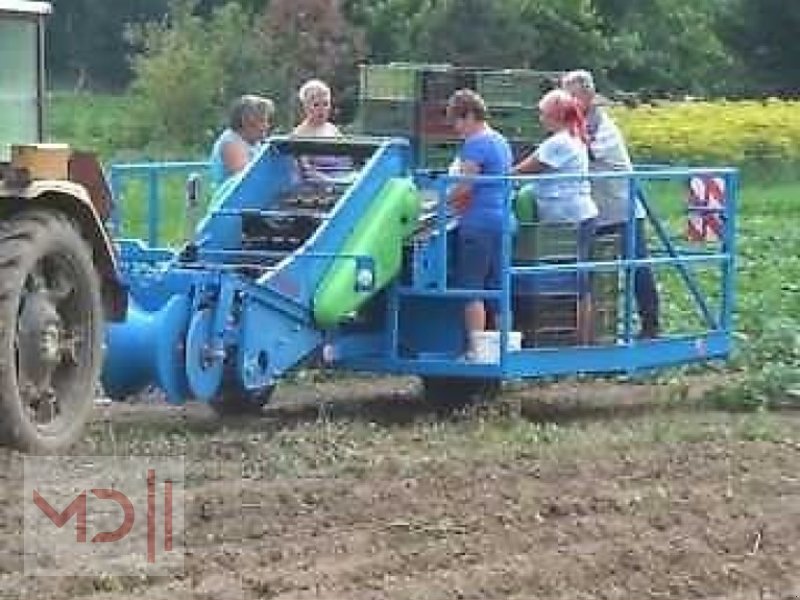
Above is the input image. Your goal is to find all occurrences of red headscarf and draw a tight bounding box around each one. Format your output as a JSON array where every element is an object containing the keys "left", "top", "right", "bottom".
[{"left": 538, "top": 89, "right": 588, "bottom": 146}]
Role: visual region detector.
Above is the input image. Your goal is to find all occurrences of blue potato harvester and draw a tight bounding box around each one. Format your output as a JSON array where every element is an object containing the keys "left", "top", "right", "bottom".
[{"left": 102, "top": 135, "right": 739, "bottom": 411}]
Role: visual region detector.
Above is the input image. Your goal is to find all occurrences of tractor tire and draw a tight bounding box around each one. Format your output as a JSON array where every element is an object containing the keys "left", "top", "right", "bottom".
[
  {"left": 210, "top": 384, "right": 275, "bottom": 417},
  {"left": 0, "top": 210, "right": 103, "bottom": 452},
  {"left": 421, "top": 376, "right": 501, "bottom": 410}
]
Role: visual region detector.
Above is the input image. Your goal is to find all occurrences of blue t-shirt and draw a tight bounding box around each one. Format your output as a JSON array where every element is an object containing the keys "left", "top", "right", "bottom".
[
  {"left": 208, "top": 128, "right": 259, "bottom": 188},
  {"left": 456, "top": 127, "right": 513, "bottom": 232}
]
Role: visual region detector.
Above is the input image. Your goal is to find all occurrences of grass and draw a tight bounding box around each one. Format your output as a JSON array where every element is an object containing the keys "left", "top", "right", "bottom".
[{"left": 46, "top": 91, "right": 139, "bottom": 161}]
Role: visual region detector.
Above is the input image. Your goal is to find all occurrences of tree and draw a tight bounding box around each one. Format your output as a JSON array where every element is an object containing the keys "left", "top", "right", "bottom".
[
  {"left": 46, "top": 0, "right": 270, "bottom": 91},
  {"left": 409, "top": 0, "right": 608, "bottom": 72},
  {"left": 342, "top": 0, "right": 427, "bottom": 61},
  {"left": 259, "top": 0, "right": 366, "bottom": 126},
  {"left": 47, "top": 0, "right": 170, "bottom": 91},
  {"left": 594, "top": 0, "right": 732, "bottom": 96},
  {"left": 718, "top": 0, "right": 800, "bottom": 96},
  {"left": 125, "top": 0, "right": 271, "bottom": 152}
]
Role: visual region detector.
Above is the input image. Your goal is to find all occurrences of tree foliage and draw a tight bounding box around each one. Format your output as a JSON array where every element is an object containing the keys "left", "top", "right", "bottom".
[
  {"left": 259, "top": 0, "right": 366, "bottom": 126},
  {"left": 47, "top": 0, "right": 797, "bottom": 99},
  {"left": 47, "top": 0, "right": 169, "bottom": 90},
  {"left": 125, "top": 0, "right": 270, "bottom": 152},
  {"left": 44, "top": 0, "right": 797, "bottom": 155},
  {"left": 718, "top": 0, "right": 800, "bottom": 96},
  {"left": 596, "top": 0, "right": 732, "bottom": 95}
]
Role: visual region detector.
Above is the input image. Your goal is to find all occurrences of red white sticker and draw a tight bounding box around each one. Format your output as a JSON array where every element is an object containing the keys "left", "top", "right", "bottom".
[{"left": 687, "top": 176, "right": 725, "bottom": 242}]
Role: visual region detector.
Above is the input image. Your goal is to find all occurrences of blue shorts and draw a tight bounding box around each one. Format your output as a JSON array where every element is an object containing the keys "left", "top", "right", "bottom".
[{"left": 454, "top": 228, "right": 503, "bottom": 291}]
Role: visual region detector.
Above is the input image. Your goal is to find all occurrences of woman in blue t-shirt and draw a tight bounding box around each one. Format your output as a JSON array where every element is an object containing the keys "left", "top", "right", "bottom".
[
  {"left": 446, "top": 89, "right": 514, "bottom": 361},
  {"left": 512, "top": 89, "right": 599, "bottom": 345}
]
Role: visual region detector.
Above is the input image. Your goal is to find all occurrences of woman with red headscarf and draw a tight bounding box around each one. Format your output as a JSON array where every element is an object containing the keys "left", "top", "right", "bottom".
[{"left": 512, "top": 88, "right": 599, "bottom": 344}]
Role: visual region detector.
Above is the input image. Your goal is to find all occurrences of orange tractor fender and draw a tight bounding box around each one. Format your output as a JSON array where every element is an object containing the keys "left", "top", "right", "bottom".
[{"left": 1, "top": 178, "right": 128, "bottom": 321}]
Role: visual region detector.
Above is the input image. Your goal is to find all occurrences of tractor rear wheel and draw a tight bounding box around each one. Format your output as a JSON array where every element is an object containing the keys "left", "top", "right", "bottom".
[
  {"left": 211, "top": 387, "right": 275, "bottom": 417},
  {"left": 421, "top": 376, "right": 501, "bottom": 410},
  {"left": 0, "top": 210, "right": 103, "bottom": 452}
]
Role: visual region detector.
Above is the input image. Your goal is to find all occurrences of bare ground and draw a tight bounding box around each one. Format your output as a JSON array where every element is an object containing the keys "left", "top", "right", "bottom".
[{"left": 2, "top": 374, "right": 800, "bottom": 600}]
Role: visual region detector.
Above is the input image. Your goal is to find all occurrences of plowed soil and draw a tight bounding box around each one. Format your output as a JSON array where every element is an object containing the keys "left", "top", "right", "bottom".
[{"left": 2, "top": 375, "right": 800, "bottom": 600}]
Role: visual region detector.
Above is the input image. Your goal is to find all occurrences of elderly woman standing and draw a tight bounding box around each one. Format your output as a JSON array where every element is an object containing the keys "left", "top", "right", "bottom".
[
  {"left": 209, "top": 94, "right": 274, "bottom": 188},
  {"left": 512, "top": 88, "right": 599, "bottom": 344}
]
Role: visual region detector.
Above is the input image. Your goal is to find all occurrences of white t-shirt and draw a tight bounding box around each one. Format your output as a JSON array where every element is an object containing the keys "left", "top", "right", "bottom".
[
  {"left": 292, "top": 121, "right": 341, "bottom": 138},
  {"left": 586, "top": 106, "right": 645, "bottom": 225},
  {"left": 532, "top": 131, "right": 598, "bottom": 223}
]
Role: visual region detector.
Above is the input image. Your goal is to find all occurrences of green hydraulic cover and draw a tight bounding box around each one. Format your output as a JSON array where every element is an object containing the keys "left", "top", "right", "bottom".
[
  {"left": 314, "top": 177, "right": 421, "bottom": 328},
  {"left": 514, "top": 184, "right": 537, "bottom": 223}
]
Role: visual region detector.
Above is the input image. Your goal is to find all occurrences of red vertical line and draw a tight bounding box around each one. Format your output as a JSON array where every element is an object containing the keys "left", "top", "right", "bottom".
[
  {"left": 164, "top": 480, "right": 173, "bottom": 551},
  {"left": 147, "top": 469, "right": 155, "bottom": 563}
]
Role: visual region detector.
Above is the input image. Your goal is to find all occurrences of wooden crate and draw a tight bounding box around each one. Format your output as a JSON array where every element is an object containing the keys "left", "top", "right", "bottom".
[
  {"left": 590, "top": 230, "right": 621, "bottom": 344},
  {"left": 419, "top": 101, "right": 455, "bottom": 138},
  {"left": 11, "top": 143, "right": 70, "bottom": 180},
  {"left": 514, "top": 222, "right": 580, "bottom": 263}
]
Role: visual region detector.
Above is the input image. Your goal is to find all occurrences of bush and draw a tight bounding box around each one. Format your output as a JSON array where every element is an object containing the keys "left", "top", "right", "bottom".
[{"left": 125, "top": 0, "right": 271, "bottom": 155}]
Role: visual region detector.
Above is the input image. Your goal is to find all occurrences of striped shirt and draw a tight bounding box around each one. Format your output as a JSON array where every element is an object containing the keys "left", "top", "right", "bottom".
[{"left": 586, "top": 105, "right": 645, "bottom": 225}]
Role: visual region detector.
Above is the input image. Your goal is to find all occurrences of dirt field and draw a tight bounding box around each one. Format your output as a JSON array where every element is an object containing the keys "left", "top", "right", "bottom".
[{"left": 2, "top": 375, "right": 800, "bottom": 600}]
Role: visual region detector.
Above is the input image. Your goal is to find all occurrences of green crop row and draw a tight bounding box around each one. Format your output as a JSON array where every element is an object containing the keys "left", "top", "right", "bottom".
[{"left": 609, "top": 99, "right": 800, "bottom": 175}]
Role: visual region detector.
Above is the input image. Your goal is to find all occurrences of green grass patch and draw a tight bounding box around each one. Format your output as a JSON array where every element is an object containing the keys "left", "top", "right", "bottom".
[{"left": 47, "top": 92, "right": 139, "bottom": 161}]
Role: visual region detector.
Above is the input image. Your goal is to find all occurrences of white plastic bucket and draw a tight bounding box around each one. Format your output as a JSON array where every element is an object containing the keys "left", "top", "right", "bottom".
[{"left": 470, "top": 330, "right": 522, "bottom": 363}]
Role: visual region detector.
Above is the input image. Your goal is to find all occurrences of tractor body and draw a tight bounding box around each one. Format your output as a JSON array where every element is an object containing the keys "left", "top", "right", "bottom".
[{"left": 0, "top": 1, "right": 124, "bottom": 451}]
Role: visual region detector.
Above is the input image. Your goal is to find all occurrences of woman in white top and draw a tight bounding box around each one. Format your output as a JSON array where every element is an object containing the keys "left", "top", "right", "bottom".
[{"left": 512, "top": 88, "right": 599, "bottom": 344}]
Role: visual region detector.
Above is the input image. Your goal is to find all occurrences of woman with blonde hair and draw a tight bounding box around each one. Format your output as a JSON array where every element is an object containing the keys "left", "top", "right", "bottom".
[
  {"left": 512, "top": 88, "right": 599, "bottom": 344},
  {"left": 292, "top": 78, "right": 341, "bottom": 138},
  {"left": 292, "top": 78, "right": 351, "bottom": 181}
]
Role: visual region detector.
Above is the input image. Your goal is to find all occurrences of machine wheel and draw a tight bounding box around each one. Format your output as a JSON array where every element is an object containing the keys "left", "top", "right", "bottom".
[
  {"left": 0, "top": 210, "right": 103, "bottom": 452},
  {"left": 210, "top": 384, "right": 275, "bottom": 417},
  {"left": 421, "top": 376, "right": 501, "bottom": 410}
]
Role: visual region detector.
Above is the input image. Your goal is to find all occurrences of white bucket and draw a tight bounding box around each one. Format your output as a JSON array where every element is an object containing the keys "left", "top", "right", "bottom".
[{"left": 470, "top": 330, "right": 522, "bottom": 363}]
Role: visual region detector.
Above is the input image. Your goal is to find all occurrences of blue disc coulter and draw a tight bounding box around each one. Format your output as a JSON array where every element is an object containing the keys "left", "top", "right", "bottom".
[{"left": 103, "top": 135, "right": 738, "bottom": 409}]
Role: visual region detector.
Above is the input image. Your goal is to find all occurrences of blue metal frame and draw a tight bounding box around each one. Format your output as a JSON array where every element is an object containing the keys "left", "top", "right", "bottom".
[
  {"left": 102, "top": 137, "right": 739, "bottom": 405},
  {"left": 331, "top": 165, "right": 737, "bottom": 378},
  {"left": 109, "top": 160, "right": 209, "bottom": 246}
]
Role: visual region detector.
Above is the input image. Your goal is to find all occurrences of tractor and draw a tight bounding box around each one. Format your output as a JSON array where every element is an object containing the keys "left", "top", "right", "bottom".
[{"left": 0, "top": 0, "right": 126, "bottom": 452}]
